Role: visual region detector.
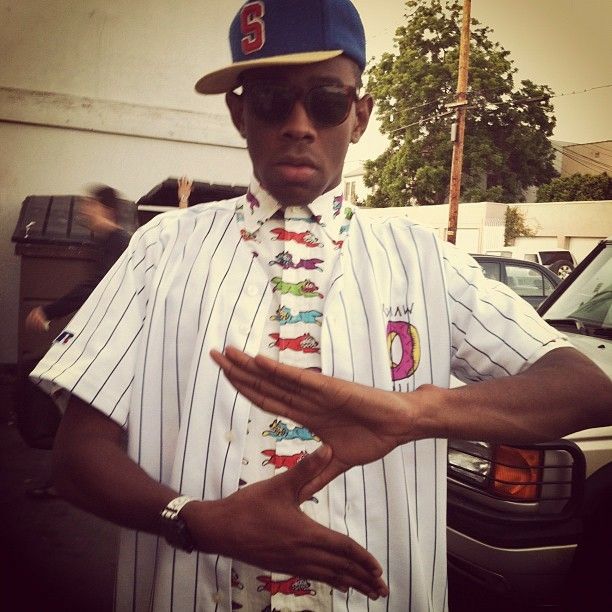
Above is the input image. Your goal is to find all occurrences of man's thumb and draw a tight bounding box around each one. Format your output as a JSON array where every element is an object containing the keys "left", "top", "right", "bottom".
[{"left": 284, "top": 444, "right": 332, "bottom": 501}]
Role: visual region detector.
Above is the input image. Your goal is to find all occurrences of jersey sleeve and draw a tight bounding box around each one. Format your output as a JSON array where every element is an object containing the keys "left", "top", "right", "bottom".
[
  {"left": 30, "top": 227, "right": 159, "bottom": 427},
  {"left": 441, "top": 241, "right": 572, "bottom": 383}
]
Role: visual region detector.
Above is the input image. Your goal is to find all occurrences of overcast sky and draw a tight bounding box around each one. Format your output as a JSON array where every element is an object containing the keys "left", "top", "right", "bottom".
[{"left": 348, "top": 0, "right": 612, "bottom": 167}]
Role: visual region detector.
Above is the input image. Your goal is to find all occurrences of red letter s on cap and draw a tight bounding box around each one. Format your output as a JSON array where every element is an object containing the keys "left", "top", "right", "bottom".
[{"left": 241, "top": 1, "right": 265, "bottom": 55}]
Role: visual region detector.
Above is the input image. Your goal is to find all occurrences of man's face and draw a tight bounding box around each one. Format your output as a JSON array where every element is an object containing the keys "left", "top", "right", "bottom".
[{"left": 226, "top": 56, "right": 372, "bottom": 206}]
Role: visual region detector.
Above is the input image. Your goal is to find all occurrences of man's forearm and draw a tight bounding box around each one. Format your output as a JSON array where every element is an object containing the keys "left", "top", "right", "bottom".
[
  {"left": 412, "top": 347, "right": 612, "bottom": 444},
  {"left": 53, "top": 396, "right": 179, "bottom": 533}
]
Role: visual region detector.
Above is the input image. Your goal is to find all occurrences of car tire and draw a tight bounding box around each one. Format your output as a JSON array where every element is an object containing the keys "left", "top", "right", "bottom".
[{"left": 548, "top": 259, "right": 574, "bottom": 279}]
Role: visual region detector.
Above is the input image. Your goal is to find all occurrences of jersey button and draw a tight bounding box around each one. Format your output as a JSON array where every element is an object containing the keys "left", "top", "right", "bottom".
[
  {"left": 246, "top": 285, "right": 258, "bottom": 297},
  {"left": 224, "top": 430, "right": 236, "bottom": 443}
]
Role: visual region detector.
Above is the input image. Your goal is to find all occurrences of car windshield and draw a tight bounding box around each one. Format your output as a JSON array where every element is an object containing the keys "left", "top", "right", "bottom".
[{"left": 543, "top": 244, "right": 612, "bottom": 333}]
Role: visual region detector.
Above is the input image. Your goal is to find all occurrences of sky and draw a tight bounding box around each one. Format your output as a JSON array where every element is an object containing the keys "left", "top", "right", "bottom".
[{"left": 347, "top": 0, "right": 612, "bottom": 168}]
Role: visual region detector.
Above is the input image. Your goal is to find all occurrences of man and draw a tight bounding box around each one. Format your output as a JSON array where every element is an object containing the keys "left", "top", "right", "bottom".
[
  {"left": 23, "top": 184, "right": 131, "bottom": 498},
  {"left": 25, "top": 185, "right": 131, "bottom": 332},
  {"left": 31, "top": 2, "right": 611, "bottom": 611}
]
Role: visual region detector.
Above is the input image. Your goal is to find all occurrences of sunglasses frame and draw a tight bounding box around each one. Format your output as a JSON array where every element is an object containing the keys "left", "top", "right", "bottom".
[{"left": 240, "top": 82, "right": 359, "bottom": 128}]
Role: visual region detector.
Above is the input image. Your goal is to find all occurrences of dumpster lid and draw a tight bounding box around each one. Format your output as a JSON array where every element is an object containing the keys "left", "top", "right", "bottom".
[
  {"left": 12, "top": 195, "right": 138, "bottom": 246},
  {"left": 136, "top": 178, "right": 247, "bottom": 207}
]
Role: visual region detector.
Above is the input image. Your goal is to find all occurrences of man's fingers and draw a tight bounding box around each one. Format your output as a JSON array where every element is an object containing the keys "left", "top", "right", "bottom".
[
  {"left": 302, "top": 531, "right": 387, "bottom": 598},
  {"left": 297, "top": 458, "right": 347, "bottom": 503},
  {"left": 276, "top": 444, "right": 332, "bottom": 499},
  {"left": 211, "top": 349, "right": 308, "bottom": 417}
]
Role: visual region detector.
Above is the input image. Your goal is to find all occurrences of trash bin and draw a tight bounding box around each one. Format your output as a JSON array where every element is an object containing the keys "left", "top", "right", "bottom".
[
  {"left": 136, "top": 177, "right": 247, "bottom": 225},
  {"left": 11, "top": 194, "right": 138, "bottom": 448},
  {"left": 12, "top": 194, "right": 138, "bottom": 363}
]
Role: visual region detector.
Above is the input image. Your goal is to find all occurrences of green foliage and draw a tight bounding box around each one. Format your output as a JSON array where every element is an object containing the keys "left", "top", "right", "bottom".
[
  {"left": 536, "top": 173, "right": 612, "bottom": 202},
  {"left": 504, "top": 206, "right": 535, "bottom": 246},
  {"left": 364, "top": 0, "right": 558, "bottom": 207}
]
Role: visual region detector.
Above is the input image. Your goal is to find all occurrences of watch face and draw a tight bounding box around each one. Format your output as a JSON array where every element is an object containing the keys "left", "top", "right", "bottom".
[{"left": 162, "top": 516, "right": 195, "bottom": 553}]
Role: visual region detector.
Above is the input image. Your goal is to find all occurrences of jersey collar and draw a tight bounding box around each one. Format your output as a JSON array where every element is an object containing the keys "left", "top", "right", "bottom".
[{"left": 238, "top": 178, "right": 355, "bottom": 244}]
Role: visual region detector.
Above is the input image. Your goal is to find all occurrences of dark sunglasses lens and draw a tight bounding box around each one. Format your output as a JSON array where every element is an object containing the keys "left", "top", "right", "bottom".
[
  {"left": 247, "top": 86, "right": 296, "bottom": 123},
  {"left": 307, "top": 86, "right": 353, "bottom": 126}
]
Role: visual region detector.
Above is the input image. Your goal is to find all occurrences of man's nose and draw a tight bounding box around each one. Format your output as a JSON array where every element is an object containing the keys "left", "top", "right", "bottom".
[{"left": 281, "top": 99, "right": 316, "bottom": 140}]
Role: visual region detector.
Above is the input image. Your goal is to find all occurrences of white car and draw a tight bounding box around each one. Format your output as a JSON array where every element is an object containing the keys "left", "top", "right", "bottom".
[
  {"left": 485, "top": 247, "right": 577, "bottom": 279},
  {"left": 448, "top": 237, "right": 612, "bottom": 611}
]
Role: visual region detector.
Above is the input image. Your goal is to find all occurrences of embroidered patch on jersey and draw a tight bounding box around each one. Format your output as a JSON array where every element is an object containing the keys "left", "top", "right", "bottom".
[
  {"left": 256, "top": 576, "right": 316, "bottom": 597},
  {"left": 271, "top": 277, "right": 323, "bottom": 297},
  {"left": 262, "top": 419, "right": 319, "bottom": 441},
  {"left": 387, "top": 320, "right": 421, "bottom": 381},
  {"left": 271, "top": 306, "right": 323, "bottom": 326},
  {"left": 332, "top": 195, "right": 343, "bottom": 217},
  {"left": 53, "top": 330, "right": 75, "bottom": 345},
  {"left": 261, "top": 449, "right": 306, "bottom": 469},
  {"left": 268, "top": 332, "right": 320, "bottom": 353},
  {"left": 246, "top": 188, "right": 260, "bottom": 212},
  {"left": 270, "top": 228, "right": 321, "bottom": 247}
]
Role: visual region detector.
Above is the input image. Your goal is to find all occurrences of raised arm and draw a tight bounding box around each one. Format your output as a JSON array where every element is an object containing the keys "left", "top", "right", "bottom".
[
  {"left": 211, "top": 345, "right": 612, "bottom": 498},
  {"left": 53, "top": 395, "right": 388, "bottom": 599}
]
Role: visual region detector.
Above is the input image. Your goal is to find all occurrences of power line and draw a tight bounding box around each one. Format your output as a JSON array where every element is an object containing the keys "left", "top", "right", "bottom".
[
  {"left": 551, "top": 144, "right": 612, "bottom": 174},
  {"left": 385, "top": 83, "right": 612, "bottom": 134}
]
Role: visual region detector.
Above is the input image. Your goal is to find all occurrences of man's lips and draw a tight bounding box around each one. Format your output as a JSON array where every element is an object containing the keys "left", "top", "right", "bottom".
[{"left": 275, "top": 158, "right": 318, "bottom": 182}]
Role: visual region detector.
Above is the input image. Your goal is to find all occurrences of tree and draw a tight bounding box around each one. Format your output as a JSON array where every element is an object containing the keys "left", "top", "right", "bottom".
[
  {"left": 504, "top": 206, "right": 535, "bottom": 246},
  {"left": 363, "top": 0, "right": 558, "bottom": 207},
  {"left": 536, "top": 173, "right": 612, "bottom": 202}
]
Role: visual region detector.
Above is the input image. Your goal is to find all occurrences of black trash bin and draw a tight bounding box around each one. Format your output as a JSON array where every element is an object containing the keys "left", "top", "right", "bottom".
[{"left": 11, "top": 194, "right": 138, "bottom": 448}]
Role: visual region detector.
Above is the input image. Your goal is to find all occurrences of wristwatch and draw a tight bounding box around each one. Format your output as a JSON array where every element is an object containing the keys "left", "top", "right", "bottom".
[{"left": 159, "top": 495, "right": 197, "bottom": 553}]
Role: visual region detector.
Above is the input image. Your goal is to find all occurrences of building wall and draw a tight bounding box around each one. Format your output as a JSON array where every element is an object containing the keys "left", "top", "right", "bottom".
[
  {"left": 0, "top": 0, "right": 252, "bottom": 364},
  {"left": 359, "top": 201, "right": 612, "bottom": 263},
  {"left": 561, "top": 141, "right": 612, "bottom": 176}
]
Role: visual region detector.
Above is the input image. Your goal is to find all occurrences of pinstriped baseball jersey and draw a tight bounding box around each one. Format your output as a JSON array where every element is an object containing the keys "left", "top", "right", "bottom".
[{"left": 31, "top": 184, "right": 571, "bottom": 611}]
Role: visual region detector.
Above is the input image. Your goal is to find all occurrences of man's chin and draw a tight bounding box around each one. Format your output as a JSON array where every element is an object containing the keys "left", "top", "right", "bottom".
[{"left": 265, "top": 183, "right": 324, "bottom": 208}]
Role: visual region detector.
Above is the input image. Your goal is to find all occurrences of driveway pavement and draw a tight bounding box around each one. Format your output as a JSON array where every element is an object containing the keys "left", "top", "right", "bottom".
[{"left": 0, "top": 371, "right": 117, "bottom": 612}]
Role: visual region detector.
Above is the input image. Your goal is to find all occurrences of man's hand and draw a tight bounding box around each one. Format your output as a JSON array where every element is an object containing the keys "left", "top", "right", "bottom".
[
  {"left": 183, "top": 444, "right": 388, "bottom": 599},
  {"left": 25, "top": 306, "right": 50, "bottom": 333},
  {"left": 210, "top": 346, "right": 414, "bottom": 499}
]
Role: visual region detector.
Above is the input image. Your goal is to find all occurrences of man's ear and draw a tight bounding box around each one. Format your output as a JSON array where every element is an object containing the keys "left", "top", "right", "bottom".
[
  {"left": 226, "top": 91, "right": 247, "bottom": 139},
  {"left": 351, "top": 93, "right": 374, "bottom": 144}
]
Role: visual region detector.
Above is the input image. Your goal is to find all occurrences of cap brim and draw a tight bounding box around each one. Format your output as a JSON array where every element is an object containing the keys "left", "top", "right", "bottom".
[{"left": 194, "top": 50, "right": 343, "bottom": 94}]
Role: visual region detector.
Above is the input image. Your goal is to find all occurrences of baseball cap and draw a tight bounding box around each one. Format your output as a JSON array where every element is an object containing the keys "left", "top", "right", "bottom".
[{"left": 195, "top": 0, "right": 366, "bottom": 94}]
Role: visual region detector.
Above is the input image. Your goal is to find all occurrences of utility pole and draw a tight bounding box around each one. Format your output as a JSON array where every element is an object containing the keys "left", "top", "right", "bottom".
[{"left": 446, "top": 0, "right": 471, "bottom": 244}]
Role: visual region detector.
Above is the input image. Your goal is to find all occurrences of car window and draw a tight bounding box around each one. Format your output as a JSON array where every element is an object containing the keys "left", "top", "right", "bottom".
[
  {"left": 505, "top": 264, "right": 548, "bottom": 297},
  {"left": 539, "top": 250, "right": 573, "bottom": 266},
  {"left": 479, "top": 261, "right": 501, "bottom": 281},
  {"left": 544, "top": 246, "right": 612, "bottom": 328}
]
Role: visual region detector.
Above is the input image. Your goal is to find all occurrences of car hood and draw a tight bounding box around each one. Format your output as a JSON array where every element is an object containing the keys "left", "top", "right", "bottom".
[{"left": 558, "top": 331, "right": 612, "bottom": 376}]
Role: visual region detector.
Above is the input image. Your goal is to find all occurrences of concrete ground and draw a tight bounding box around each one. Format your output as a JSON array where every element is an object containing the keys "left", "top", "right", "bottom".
[{"left": 0, "top": 370, "right": 118, "bottom": 612}]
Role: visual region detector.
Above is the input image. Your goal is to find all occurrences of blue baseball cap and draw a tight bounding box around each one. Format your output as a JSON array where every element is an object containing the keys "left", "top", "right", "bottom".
[{"left": 195, "top": 0, "right": 366, "bottom": 94}]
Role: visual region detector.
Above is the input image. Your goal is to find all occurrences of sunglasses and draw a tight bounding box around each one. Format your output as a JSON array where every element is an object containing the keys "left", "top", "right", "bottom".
[{"left": 242, "top": 83, "right": 359, "bottom": 128}]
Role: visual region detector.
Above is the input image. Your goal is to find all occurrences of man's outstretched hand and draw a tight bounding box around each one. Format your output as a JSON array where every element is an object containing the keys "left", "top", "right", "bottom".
[
  {"left": 210, "top": 346, "right": 417, "bottom": 500},
  {"left": 184, "top": 444, "right": 388, "bottom": 599}
]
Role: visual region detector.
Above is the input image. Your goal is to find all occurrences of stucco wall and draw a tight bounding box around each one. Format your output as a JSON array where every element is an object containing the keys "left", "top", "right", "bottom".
[{"left": 0, "top": 0, "right": 253, "bottom": 364}]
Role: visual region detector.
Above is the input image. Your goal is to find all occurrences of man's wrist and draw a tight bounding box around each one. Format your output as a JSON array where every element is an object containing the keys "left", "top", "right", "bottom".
[{"left": 159, "top": 495, "right": 198, "bottom": 552}]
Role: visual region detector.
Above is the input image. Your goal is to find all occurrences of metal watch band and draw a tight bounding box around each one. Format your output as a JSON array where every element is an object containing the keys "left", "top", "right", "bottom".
[
  {"left": 159, "top": 495, "right": 197, "bottom": 553},
  {"left": 160, "top": 495, "right": 197, "bottom": 520}
]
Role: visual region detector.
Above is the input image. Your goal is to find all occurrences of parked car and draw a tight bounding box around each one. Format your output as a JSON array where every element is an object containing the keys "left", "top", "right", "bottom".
[
  {"left": 448, "top": 237, "right": 612, "bottom": 611},
  {"left": 472, "top": 254, "right": 561, "bottom": 308},
  {"left": 485, "top": 248, "right": 577, "bottom": 279}
]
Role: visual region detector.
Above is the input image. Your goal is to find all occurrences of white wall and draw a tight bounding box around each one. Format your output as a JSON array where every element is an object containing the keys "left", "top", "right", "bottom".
[{"left": 0, "top": 0, "right": 252, "bottom": 364}]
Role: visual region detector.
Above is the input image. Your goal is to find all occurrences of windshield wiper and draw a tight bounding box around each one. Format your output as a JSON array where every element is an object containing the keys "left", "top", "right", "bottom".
[
  {"left": 544, "top": 318, "right": 587, "bottom": 334},
  {"left": 545, "top": 318, "right": 612, "bottom": 338}
]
